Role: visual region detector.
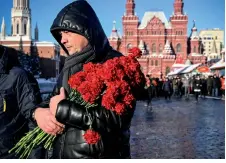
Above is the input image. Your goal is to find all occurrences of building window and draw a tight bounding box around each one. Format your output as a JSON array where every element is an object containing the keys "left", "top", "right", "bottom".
[
  {"left": 16, "top": 23, "right": 19, "bottom": 34},
  {"left": 193, "top": 46, "right": 196, "bottom": 53},
  {"left": 152, "top": 43, "right": 156, "bottom": 53},
  {"left": 127, "top": 43, "right": 132, "bottom": 50},
  {"left": 151, "top": 60, "right": 154, "bottom": 66},
  {"left": 159, "top": 44, "right": 163, "bottom": 53},
  {"left": 24, "top": 23, "right": 26, "bottom": 35},
  {"left": 176, "top": 43, "right": 181, "bottom": 52},
  {"left": 155, "top": 60, "right": 158, "bottom": 66}
]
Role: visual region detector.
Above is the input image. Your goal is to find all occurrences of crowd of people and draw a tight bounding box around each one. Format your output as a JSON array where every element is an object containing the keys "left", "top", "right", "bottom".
[{"left": 145, "top": 74, "right": 225, "bottom": 107}]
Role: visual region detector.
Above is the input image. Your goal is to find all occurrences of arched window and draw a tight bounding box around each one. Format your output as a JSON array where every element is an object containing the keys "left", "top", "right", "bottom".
[
  {"left": 155, "top": 60, "right": 158, "bottom": 66},
  {"left": 151, "top": 60, "right": 154, "bottom": 66},
  {"left": 176, "top": 43, "right": 181, "bottom": 52},
  {"left": 146, "top": 44, "right": 150, "bottom": 54},
  {"left": 159, "top": 44, "right": 163, "bottom": 53},
  {"left": 16, "top": 23, "right": 19, "bottom": 34},
  {"left": 24, "top": 23, "right": 26, "bottom": 35},
  {"left": 152, "top": 43, "right": 156, "bottom": 53},
  {"left": 193, "top": 46, "right": 196, "bottom": 53},
  {"left": 127, "top": 43, "right": 132, "bottom": 50}
]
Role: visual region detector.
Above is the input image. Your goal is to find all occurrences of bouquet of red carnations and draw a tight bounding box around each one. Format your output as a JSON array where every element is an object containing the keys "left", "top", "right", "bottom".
[{"left": 9, "top": 47, "right": 145, "bottom": 158}]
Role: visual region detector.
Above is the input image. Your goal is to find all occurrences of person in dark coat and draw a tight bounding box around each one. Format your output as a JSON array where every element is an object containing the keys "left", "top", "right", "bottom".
[
  {"left": 32, "top": 0, "right": 145, "bottom": 159},
  {"left": 162, "top": 78, "right": 172, "bottom": 100},
  {"left": 145, "top": 75, "right": 152, "bottom": 107},
  {"left": 200, "top": 76, "right": 207, "bottom": 98},
  {"left": 193, "top": 76, "right": 202, "bottom": 102},
  {"left": 0, "top": 45, "right": 44, "bottom": 159},
  {"left": 207, "top": 75, "right": 213, "bottom": 96},
  {"left": 212, "top": 74, "right": 221, "bottom": 97}
]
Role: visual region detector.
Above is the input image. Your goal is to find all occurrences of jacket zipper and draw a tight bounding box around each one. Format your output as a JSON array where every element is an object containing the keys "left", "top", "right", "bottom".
[{"left": 3, "top": 97, "right": 6, "bottom": 112}]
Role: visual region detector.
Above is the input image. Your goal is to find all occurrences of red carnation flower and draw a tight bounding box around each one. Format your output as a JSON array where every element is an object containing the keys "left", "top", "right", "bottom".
[
  {"left": 128, "top": 47, "right": 142, "bottom": 58},
  {"left": 83, "top": 129, "right": 101, "bottom": 144},
  {"left": 114, "top": 103, "right": 126, "bottom": 115}
]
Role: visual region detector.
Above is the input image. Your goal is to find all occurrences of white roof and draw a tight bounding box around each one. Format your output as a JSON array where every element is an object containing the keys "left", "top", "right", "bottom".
[
  {"left": 167, "top": 66, "right": 188, "bottom": 76},
  {"left": 190, "top": 53, "right": 203, "bottom": 56},
  {"left": 210, "top": 60, "right": 225, "bottom": 69},
  {"left": 181, "top": 63, "right": 202, "bottom": 73},
  {"left": 172, "top": 63, "right": 187, "bottom": 68},
  {"left": 138, "top": 11, "right": 171, "bottom": 29}
]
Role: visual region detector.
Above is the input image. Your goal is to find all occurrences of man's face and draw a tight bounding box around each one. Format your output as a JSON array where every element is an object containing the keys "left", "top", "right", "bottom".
[{"left": 60, "top": 31, "right": 89, "bottom": 55}]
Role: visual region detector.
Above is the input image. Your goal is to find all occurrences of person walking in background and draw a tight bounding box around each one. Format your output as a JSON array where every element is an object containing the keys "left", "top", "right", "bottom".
[
  {"left": 212, "top": 74, "right": 221, "bottom": 97},
  {"left": 190, "top": 75, "right": 196, "bottom": 94},
  {"left": 151, "top": 78, "right": 158, "bottom": 98},
  {"left": 172, "top": 77, "right": 178, "bottom": 97},
  {"left": 183, "top": 75, "right": 190, "bottom": 99},
  {"left": 200, "top": 76, "right": 207, "bottom": 98},
  {"left": 162, "top": 77, "right": 172, "bottom": 101},
  {"left": 220, "top": 75, "right": 225, "bottom": 99},
  {"left": 207, "top": 75, "right": 213, "bottom": 96},
  {"left": 193, "top": 76, "right": 202, "bottom": 102},
  {"left": 145, "top": 74, "right": 153, "bottom": 108},
  {"left": 177, "top": 77, "right": 183, "bottom": 98}
]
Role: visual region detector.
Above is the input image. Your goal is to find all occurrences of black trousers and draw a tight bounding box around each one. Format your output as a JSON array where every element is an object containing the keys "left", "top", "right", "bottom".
[
  {"left": 195, "top": 92, "right": 200, "bottom": 101},
  {"left": 164, "top": 91, "right": 171, "bottom": 100}
]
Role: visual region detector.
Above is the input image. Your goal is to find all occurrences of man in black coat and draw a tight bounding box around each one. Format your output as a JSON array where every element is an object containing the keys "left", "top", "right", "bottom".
[
  {"left": 32, "top": 0, "right": 144, "bottom": 159},
  {"left": 0, "top": 45, "right": 44, "bottom": 158}
]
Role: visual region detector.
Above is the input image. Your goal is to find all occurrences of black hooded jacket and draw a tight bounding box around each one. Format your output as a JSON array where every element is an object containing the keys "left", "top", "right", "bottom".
[
  {"left": 0, "top": 45, "right": 44, "bottom": 158},
  {"left": 47, "top": 0, "right": 136, "bottom": 158}
]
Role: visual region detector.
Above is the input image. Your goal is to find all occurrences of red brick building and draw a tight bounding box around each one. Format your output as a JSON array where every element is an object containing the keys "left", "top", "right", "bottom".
[
  {"left": 109, "top": 0, "right": 207, "bottom": 78},
  {"left": 0, "top": 0, "right": 60, "bottom": 79}
]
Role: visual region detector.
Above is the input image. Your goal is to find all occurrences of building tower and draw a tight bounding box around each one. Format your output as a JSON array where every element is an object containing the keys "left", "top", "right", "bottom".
[
  {"left": 122, "top": 0, "right": 139, "bottom": 55},
  {"left": 169, "top": 0, "right": 188, "bottom": 63},
  {"left": 109, "top": 21, "right": 121, "bottom": 51},
  {"left": 35, "top": 22, "right": 39, "bottom": 41},
  {"left": 189, "top": 20, "right": 201, "bottom": 54},
  {"left": 11, "top": 0, "right": 31, "bottom": 39},
  {"left": 1, "top": 17, "right": 6, "bottom": 39}
]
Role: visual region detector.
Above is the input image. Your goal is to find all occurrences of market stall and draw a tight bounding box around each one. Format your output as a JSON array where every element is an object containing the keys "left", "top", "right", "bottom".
[{"left": 210, "top": 60, "right": 225, "bottom": 76}]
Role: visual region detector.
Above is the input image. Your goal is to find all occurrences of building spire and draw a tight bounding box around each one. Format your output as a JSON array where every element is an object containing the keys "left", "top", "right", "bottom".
[
  {"left": 1, "top": 17, "right": 6, "bottom": 39},
  {"left": 126, "top": 0, "right": 135, "bottom": 16},
  {"left": 192, "top": 19, "right": 196, "bottom": 28},
  {"left": 109, "top": 21, "right": 120, "bottom": 40},
  {"left": 190, "top": 20, "right": 199, "bottom": 40},
  {"left": 173, "top": 0, "right": 184, "bottom": 15},
  {"left": 35, "top": 22, "right": 39, "bottom": 41},
  {"left": 211, "top": 38, "right": 217, "bottom": 54}
]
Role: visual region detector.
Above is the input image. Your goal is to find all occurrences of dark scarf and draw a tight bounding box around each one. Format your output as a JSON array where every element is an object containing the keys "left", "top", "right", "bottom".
[{"left": 59, "top": 44, "right": 95, "bottom": 95}]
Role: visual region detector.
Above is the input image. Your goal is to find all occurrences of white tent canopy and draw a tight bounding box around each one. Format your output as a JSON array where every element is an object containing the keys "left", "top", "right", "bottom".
[
  {"left": 167, "top": 66, "right": 188, "bottom": 76},
  {"left": 210, "top": 60, "right": 225, "bottom": 69},
  {"left": 180, "top": 63, "right": 202, "bottom": 74}
]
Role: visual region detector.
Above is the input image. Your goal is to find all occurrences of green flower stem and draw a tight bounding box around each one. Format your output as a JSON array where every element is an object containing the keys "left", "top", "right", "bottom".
[{"left": 9, "top": 89, "right": 98, "bottom": 159}]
